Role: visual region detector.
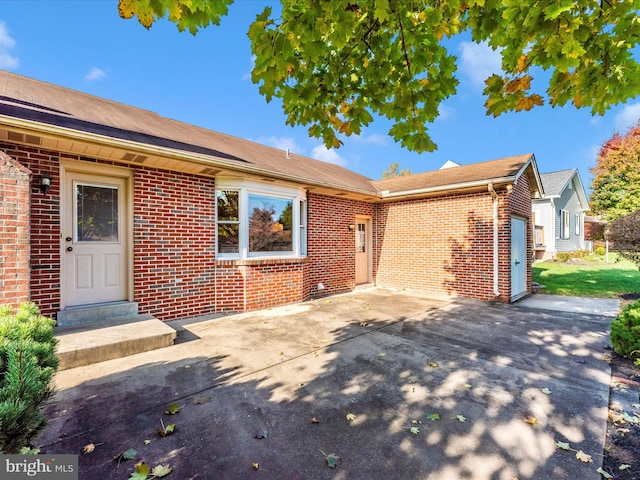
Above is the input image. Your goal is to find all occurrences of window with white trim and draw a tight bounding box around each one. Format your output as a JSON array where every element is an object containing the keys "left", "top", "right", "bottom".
[
  {"left": 575, "top": 214, "right": 580, "bottom": 236},
  {"left": 560, "top": 210, "right": 570, "bottom": 239},
  {"left": 216, "top": 179, "right": 307, "bottom": 259}
]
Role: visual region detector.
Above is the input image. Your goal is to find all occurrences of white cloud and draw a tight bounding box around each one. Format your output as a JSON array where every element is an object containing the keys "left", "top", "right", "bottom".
[
  {"left": 0, "top": 21, "right": 19, "bottom": 69},
  {"left": 256, "top": 136, "right": 302, "bottom": 154},
  {"left": 458, "top": 40, "right": 502, "bottom": 88},
  {"left": 353, "top": 133, "right": 388, "bottom": 146},
  {"left": 84, "top": 67, "right": 106, "bottom": 81},
  {"left": 437, "top": 104, "right": 455, "bottom": 121},
  {"left": 614, "top": 103, "right": 640, "bottom": 132},
  {"left": 242, "top": 55, "right": 256, "bottom": 81},
  {"left": 311, "top": 145, "right": 347, "bottom": 166}
]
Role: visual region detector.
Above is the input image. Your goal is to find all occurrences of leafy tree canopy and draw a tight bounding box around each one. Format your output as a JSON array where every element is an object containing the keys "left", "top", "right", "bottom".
[
  {"left": 380, "top": 161, "right": 412, "bottom": 179},
  {"left": 119, "top": 0, "right": 640, "bottom": 153},
  {"left": 590, "top": 120, "right": 640, "bottom": 221}
]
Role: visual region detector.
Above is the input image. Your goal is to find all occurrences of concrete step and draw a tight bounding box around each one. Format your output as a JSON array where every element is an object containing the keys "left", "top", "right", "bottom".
[
  {"left": 57, "top": 301, "right": 140, "bottom": 327},
  {"left": 55, "top": 315, "right": 177, "bottom": 370}
]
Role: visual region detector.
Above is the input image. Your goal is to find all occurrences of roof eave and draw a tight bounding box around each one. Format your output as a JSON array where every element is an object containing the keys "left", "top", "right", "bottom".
[
  {"left": 0, "top": 115, "right": 380, "bottom": 198},
  {"left": 379, "top": 176, "right": 517, "bottom": 200}
]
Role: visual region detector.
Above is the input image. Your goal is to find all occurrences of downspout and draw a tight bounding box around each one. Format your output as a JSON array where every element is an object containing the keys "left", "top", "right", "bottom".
[{"left": 488, "top": 183, "right": 500, "bottom": 297}]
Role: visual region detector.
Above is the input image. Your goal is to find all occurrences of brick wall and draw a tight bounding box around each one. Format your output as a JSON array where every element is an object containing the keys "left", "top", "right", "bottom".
[
  {"left": 306, "top": 193, "right": 374, "bottom": 298},
  {"left": 0, "top": 150, "right": 31, "bottom": 309},
  {"left": 374, "top": 188, "right": 521, "bottom": 302},
  {"left": 133, "top": 167, "right": 218, "bottom": 320}
]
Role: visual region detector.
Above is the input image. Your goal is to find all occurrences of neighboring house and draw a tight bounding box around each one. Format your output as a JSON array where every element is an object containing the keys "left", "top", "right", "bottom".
[
  {"left": 532, "top": 169, "right": 589, "bottom": 260},
  {"left": 0, "top": 71, "right": 543, "bottom": 328}
]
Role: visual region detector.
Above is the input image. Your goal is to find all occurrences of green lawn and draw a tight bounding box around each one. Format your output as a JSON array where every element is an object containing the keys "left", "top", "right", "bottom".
[{"left": 532, "top": 255, "right": 640, "bottom": 298}]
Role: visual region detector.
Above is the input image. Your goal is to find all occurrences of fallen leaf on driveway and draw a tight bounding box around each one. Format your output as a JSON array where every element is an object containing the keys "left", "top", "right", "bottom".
[
  {"left": 523, "top": 415, "right": 537, "bottom": 425},
  {"left": 575, "top": 450, "right": 593, "bottom": 463},
  {"left": 82, "top": 443, "right": 97, "bottom": 454},
  {"left": 425, "top": 413, "right": 440, "bottom": 421},
  {"left": 619, "top": 464, "right": 631, "bottom": 470},
  {"left": 427, "top": 361, "right": 439, "bottom": 368},
  {"left": 410, "top": 427, "right": 419, "bottom": 434},
  {"left": 541, "top": 387, "right": 552, "bottom": 395},
  {"left": 596, "top": 467, "right": 613, "bottom": 478},
  {"left": 555, "top": 441, "right": 571, "bottom": 450},
  {"left": 456, "top": 415, "right": 467, "bottom": 423},
  {"left": 346, "top": 413, "right": 356, "bottom": 421}
]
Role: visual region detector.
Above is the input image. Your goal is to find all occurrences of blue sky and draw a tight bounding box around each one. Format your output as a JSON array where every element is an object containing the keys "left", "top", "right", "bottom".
[{"left": 1, "top": 1, "right": 639, "bottom": 194}]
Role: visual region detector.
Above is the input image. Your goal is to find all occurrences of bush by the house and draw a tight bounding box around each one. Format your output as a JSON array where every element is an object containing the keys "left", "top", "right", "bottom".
[
  {"left": 610, "top": 300, "right": 640, "bottom": 361},
  {"left": 0, "top": 302, "right": 58, "bottom": 453},
  {"left": 554, "top": 252, "right": 571, "bottom": 263},
  {"left": 594, "top": 246, "right": 606, "bottom": 256}
]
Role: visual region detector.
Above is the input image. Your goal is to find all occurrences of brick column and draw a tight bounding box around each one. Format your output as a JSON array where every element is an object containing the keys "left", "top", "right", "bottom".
[{"left": 0, "top": 151, "right": 32, "bottom": 308}]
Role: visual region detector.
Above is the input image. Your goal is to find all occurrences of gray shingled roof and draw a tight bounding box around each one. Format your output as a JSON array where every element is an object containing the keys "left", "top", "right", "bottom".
[
  {"left": 539, "top": 169, "right": 576, "bottom": 197},
  {"left": 372, "top": 154, "right": 537, "bottom": 193},
  {"left": 0, "top": 70, "right": 378, "bottom": 195}
]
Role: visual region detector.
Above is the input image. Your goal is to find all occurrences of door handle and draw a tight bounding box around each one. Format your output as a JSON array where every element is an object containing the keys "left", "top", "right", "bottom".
[
  {"left": 514, "top": 260, "right": 520, "bottom": 265},
  {"left": 66, "top": 247, "right": 73, "bottom": 252},
  {"left": 65, "top": 237, "right": 72, "bottom": 242}
]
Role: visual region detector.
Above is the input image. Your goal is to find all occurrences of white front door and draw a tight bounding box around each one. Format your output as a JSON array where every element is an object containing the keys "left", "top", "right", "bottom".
[
  {"left": 62, "top": 169, "right": 128, "bottom": 307},
  {"left": 355, "top": 218, "right": 370, "bottom": 284},
  {"left": 511, "top": 216, "right": 527, "bottom": 300}
]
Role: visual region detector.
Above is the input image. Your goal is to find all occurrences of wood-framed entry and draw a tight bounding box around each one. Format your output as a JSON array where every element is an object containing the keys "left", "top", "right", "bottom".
[
  {"left": 355, "top": 216, "right": 372, "bottom": 285},
  {"left": 510, "top": 216, "right": 527, "bottom": 301},
  {"left": 60, "top": 160, "right": 133, "bottom": 309}
]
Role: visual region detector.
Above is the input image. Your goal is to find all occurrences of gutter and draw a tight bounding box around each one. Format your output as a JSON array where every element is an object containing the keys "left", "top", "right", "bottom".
[
  {"left": 378, "top": 177, "right": 515, "bottom": 200},
  {"left": 487, "top": 183, "right": 500, "bottom": 297}
]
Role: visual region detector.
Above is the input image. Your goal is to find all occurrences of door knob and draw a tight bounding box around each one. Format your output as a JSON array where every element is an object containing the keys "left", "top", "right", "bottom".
[
  {"left": 66, "top": 247, "right": 73, "bottom": 252},
  {"left": 514, "top": 260, "right": 520, "bottom": 265}
]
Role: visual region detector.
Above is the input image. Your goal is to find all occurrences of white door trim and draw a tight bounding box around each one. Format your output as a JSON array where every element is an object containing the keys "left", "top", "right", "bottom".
[
  {"left": 355, "top": 215, "right": 372, "bottom": 285},
  {"left": 60, "top": 160, "right": 134, "bottom": 309},
  {"left": 510, "top": 215, "right": 527, "bottom": 301}
]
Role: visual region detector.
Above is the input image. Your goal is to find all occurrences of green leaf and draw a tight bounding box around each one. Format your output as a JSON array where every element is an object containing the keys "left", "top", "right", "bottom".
[
  {"left": 325, "top": 453, "right": 341, "bottom": 468},
  {"left": 164, "top": 403, "right": 180, "bottom": 415},
  {"left": 410, "top": 426, "right": 419, "bottom": 434},
  {"left": 129, "top": 462, "right": 150, "bottom": 480},
  {"left": 596, "top": 467, "right": 613, "bottom": 478},
  {"left": 541, "top": 387, "right": 552, "bottom": 395},
  {"left": 151, "top": 464, "right": 172, "bottom": 477},
  {"left": 425, "top": 413, "right": 440, "bottom": 421},
  {"left": 555, "top": 441, "right": 571, "bottom": 450},
  {"left": 456, "top": 415, "right": 467, "bottom": 423},
  {"left": 346, "top": 413, "right": 356, "bottom": 421}
]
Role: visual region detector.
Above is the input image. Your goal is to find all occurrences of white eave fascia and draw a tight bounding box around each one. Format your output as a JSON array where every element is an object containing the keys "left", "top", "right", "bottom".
[
  {"left": 378, "top": 176, "right": 516, "bottom": 200},
  {"left": 0, "top": 115, "right": 379, "bottom": 198}
]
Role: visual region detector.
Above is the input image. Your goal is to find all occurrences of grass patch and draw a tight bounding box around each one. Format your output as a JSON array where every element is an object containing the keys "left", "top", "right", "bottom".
[{"left": 532, "top": 255, "right": 640, "bottom": 298}]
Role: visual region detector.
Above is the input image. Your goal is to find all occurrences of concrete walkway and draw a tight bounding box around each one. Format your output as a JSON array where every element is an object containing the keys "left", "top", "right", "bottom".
[
  {"left": 517, "top": 293, "right": 621, "bottom": 317},
  {"left": 39, "top": 289, "right": 613, "bottom": 480}
]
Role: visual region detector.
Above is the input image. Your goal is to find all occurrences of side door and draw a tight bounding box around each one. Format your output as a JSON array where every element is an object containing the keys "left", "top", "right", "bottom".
[
  {"left": 510, "top": 216, "right": 527, "bottom": 301},
  {"left": 62, "top": 168, "right": 129, "bottom": 307}
]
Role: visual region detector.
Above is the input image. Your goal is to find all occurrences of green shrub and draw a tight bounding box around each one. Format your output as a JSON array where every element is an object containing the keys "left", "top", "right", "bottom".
[
  {"left": 570, "top": 250, "right": 590, "bottom": 259},
  {"left": 594, "top": 246, "right": 606, "bottom": 256},
  {"left": 610, "top": 300, "right": 640, "bottom": 361},
  {"left": 554, "top": 252, "right": 571, "bottom": 263},
  {"left": 0, "top": 302, "right": 58, "bottom": 453}
]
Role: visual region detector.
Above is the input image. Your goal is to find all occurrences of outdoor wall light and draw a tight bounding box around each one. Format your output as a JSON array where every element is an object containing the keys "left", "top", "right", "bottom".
[
  {"left": 348, "top": 223, "right": 355, "bottom": 231},
  {"left": 39, "top": 173, "right": 52, "bottom": 194}
]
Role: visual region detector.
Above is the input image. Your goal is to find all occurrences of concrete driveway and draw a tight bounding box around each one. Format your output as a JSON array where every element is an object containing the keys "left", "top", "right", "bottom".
[{"left": 39, "top": 289, "right": 613, "bottom": 480}]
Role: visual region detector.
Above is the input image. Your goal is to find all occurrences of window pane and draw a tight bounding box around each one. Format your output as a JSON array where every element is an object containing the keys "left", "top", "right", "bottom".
[
  {"left": 248, "top": 194, "right": 293, "bottom": 252},
  {"left": 217, "top": 190, "right": 239, "bottom": 221},
  {"left": 76, "top": 184, "right": 118, "bottom": 242},
  {"left": 217, "top": 224, "right": 239, "bottom": 253}
]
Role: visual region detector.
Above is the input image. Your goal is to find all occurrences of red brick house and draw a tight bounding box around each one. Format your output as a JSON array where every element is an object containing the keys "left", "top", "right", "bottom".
[{"left": 0, "top": 71, "right": 543, "bottom": 325}]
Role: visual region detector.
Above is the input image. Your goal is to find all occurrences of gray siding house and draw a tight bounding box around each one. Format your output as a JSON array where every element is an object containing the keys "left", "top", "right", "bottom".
[{"left": 532, "top": 169, "right": 589, "bottom": 259}]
